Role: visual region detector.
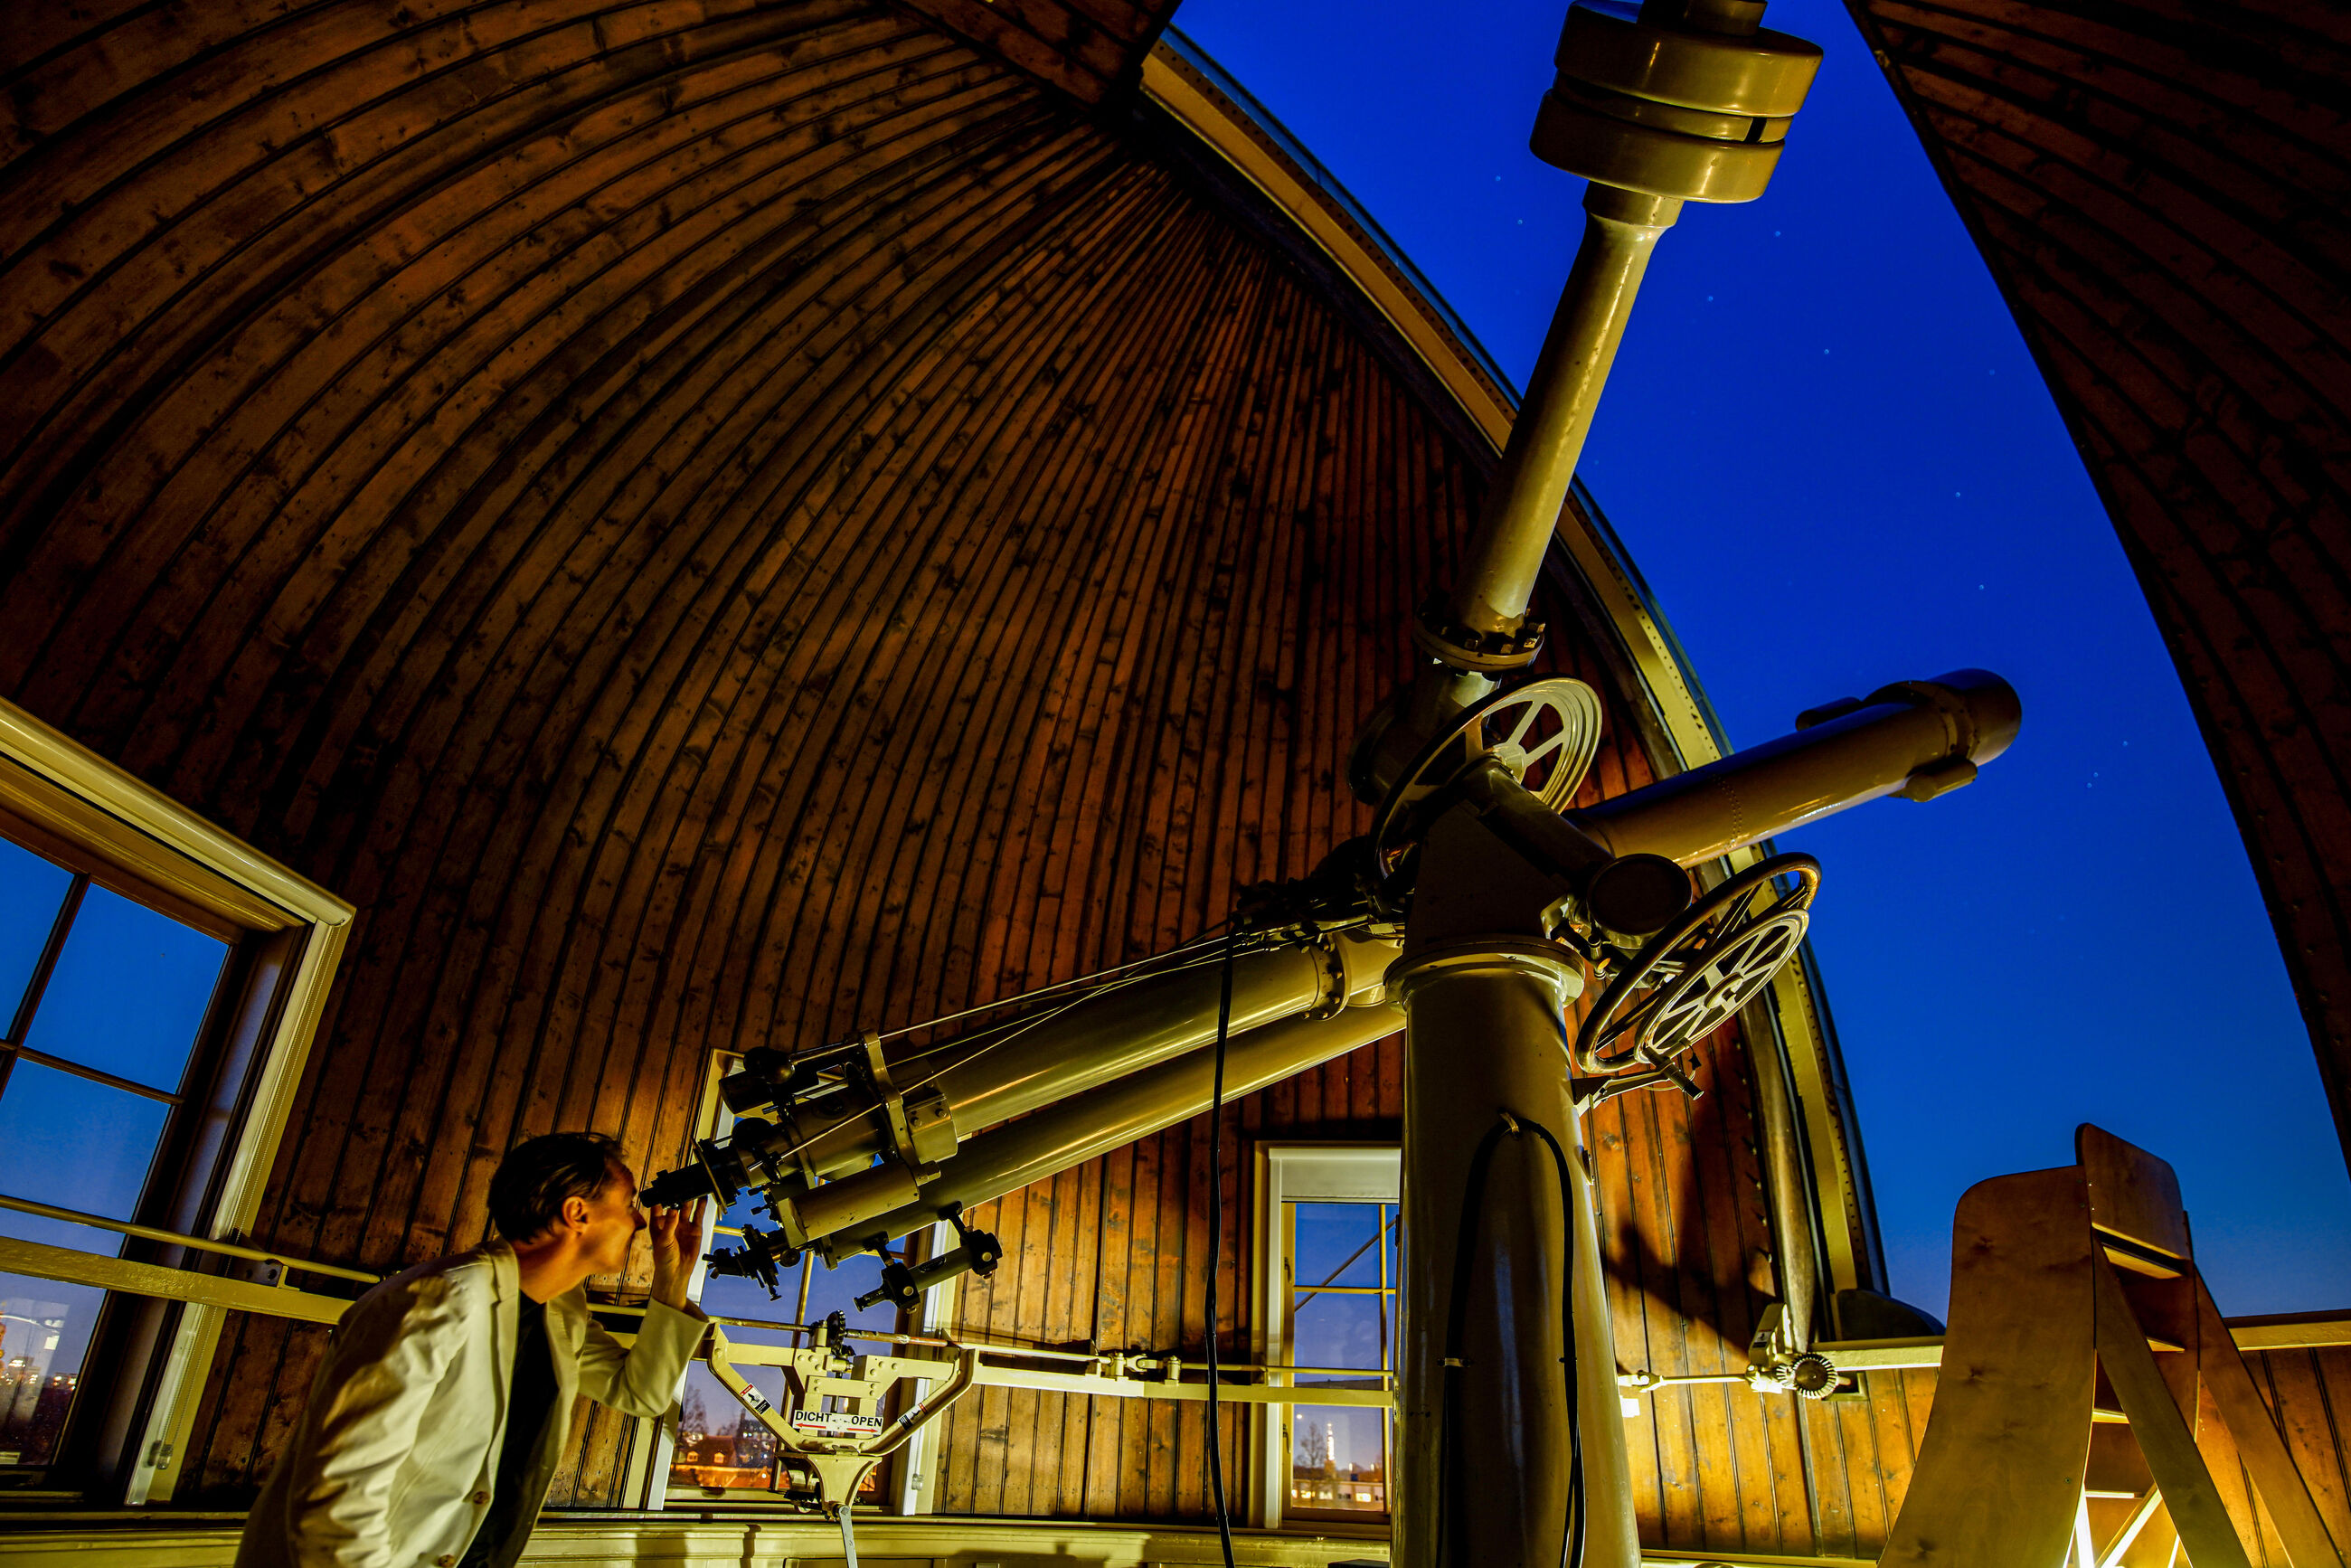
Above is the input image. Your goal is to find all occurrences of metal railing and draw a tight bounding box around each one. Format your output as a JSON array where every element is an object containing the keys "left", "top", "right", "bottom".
[
  {"left": 0, "top": 1189, "right": 380, "bottom": 1284},
  {"left": 0, "top": 1204, "right": 1394, "bottom": 1405}
]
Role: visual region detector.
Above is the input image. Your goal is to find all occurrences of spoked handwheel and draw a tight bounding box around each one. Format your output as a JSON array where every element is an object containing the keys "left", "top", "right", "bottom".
[
  {"left": 1371, "top": 677, "right": 1604, "bottom": 873},
  {"left": 1573, "top": 854, "right": 1819, "bottom": 1079}
]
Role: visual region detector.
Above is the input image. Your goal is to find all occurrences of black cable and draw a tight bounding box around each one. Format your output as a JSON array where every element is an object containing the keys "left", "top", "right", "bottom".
[
  {"left": 1203, "top": 925, "right": 1239, "bottom": 1568},
  {"left": 1436, "top": 1119, "right": 1512, "bottom": 1565},
  {"left": 1515, "top": 1115, "right": 1588, "bottom": 1568},
  {"left": 1436, "top": 1110, "right": 1586, "bottom": 1568}
]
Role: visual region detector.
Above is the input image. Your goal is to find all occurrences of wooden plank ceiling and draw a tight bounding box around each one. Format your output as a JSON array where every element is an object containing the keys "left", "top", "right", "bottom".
[
  {"left": 1844, "top": 0, "right": 2351, "bottom": 1167},
  {"left": 0, "top": 0, "right": 1917, "bottom": 1551}
]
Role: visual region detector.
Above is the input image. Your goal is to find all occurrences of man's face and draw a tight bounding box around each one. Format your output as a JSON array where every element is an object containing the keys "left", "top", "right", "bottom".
[{"left": 566, "top": 1158, "right": 646, "bottom": 1277}]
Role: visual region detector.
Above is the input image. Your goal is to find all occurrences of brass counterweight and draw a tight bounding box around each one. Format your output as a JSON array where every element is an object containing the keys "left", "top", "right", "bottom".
[{"left": 1530, "top": 0, "right": 1823, "bottom": 203}]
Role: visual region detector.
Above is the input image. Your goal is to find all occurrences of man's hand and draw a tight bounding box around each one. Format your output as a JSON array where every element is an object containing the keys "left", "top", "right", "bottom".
[{"left": 647, "top": 1197, "right": 706, "bottom": 1311}]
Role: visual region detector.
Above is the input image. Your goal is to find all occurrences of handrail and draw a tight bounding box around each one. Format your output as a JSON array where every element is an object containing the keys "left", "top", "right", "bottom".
[
  {"left": 0, "top": 1232, "right": 1395, "bottom": 1385},
  {"left": 603, "top": 1301, "right": 1392, "bottom": 1381},
  {"left": 0, "top": 1189, "right": 381, "bottom": 1285},
  {"left": 6, "top": 1218, "right": 2334, "bottom": 1392}
]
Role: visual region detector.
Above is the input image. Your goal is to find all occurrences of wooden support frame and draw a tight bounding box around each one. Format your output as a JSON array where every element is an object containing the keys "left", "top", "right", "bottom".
[{"left": 1880, "top": 1127, "right": 2347, "bottom": 1568}]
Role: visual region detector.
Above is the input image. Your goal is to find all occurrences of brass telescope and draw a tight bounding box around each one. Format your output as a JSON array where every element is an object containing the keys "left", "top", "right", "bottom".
[
  {"left": 647, "top": 5, "right": 2016, "bottom": 1563},
  {"left": 771, "top": 664, "right": 2016, "bottom": 1264}
]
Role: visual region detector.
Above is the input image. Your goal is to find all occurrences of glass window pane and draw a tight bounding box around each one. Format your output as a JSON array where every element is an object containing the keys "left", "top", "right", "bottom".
[
  {"left": 800, "top": 1251, "right": 896, "bottom": 1335},
  {"left": 1290, "top": 1404, "right": 1389, "bottom": 1514},
  {"left": 676, "top": 1192, "right": 796, "bottom": 1492},
  {"left": 0, "top": 1066, "right": 165, "bottom": 1476},
  {"left": 0, "top": 841, "right": 71, "bottom": 1035},
  {"left": 1292, "top": 1291, "right": 1386, "bottom": 1378},
  {"left": 23, "top": 883, "right": 227, "bottom": 1091},
  {"left": 1292, "top": 1201, "right": 1384, "bottom": 1288},
  {"left": 0, "top": 1061, "right": 170, "bottom": 1221},
  {"left": 0, "top": 1275, "right": 102, "bottom": 1470},
  {"left": 672, "top": 1361, "right": 786, "bottom": 1489}
]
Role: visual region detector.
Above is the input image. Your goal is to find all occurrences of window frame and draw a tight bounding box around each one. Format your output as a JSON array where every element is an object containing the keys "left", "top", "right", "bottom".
[
  {"left": 0, "top": 697, "right": 352, "bottom": 1505},
  {"left": 1248, "top": 1141, "right": 1401, "bottom": 1530}
]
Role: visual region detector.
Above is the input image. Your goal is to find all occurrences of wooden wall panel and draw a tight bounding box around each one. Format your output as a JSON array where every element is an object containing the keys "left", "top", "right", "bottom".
[
  {"left": 2189, "top": 1341, "right": 2351, "bottom": 1566},
  {"left": 1845, "top": 0, "right": 2351, "bottom": 1171},
  {"left": 1, "top": 0, "right": 1894, "bottom": 1542}
]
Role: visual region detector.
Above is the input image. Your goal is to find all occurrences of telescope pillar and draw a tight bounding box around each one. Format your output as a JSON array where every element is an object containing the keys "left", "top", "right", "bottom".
[
  {"left": 1383, "top": 5, "right": 1825, "bottom": 1554},
  {"left": 1392, "top": 807, "right": 1643, "bottom": 1568}
]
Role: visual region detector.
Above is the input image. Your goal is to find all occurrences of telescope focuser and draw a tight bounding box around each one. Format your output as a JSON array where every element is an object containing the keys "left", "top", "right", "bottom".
[
  {"left": 704, "top": 1220, "right": 802, "bottom": 1299},
  {"left": 639, "top": 1115, "right": 793, "bottom": 1210},
  {"left": 852, "top": 1203, "right": 1003, "bottom": 1312}
]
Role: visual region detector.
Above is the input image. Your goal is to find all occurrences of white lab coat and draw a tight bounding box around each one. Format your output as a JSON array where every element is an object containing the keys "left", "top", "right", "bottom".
[{"left": 235, "top": 1241, "right": 706, "bottom": 1568}]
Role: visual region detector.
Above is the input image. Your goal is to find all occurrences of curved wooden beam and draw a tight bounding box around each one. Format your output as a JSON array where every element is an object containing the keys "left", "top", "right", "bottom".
[{"left": 1880, "top": 1167, "right": 2095, "bottom": 1568}]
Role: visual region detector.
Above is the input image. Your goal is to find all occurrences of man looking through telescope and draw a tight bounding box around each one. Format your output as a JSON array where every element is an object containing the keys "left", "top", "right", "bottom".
[{"left": 236, "top": 1133, "right": 709, "bottom": 1568}]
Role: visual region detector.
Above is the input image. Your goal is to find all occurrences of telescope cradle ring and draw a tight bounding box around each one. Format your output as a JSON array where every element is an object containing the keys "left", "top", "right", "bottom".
[
  {"left": 1372, "top": 676, "right": 1604, "bottom": 874},
  {"left": 1573, "top": 852, "right": 1818, "bottom": 1076}
]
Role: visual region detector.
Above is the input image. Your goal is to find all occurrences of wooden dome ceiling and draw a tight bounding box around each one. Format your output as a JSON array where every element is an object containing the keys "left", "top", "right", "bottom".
[{"left": 0, "top": 0, "right": 1913, "bottom": 1543}]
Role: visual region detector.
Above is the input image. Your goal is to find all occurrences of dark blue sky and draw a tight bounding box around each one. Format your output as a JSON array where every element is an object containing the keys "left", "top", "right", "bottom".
[{"left": 1178, "top": 0, "right": 2351, "bottom": 1317}]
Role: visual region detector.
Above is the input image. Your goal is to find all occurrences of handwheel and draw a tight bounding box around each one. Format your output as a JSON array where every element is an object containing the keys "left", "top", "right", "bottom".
[
  {"left": 1372, "top": 677, "right": 1603, "bottom": 872},
  {"left": 1573, "top": 854, "right": 1819, "bottom": 1075}
]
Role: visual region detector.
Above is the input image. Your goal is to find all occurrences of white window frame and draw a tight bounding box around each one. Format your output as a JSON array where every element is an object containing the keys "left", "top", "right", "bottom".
[
  {"left": 1248, "top": 1141, "right": 1400, "bottom": 1529},
  {"left": 619, "top": 1048, "right": 738, "bottom": 1508},
  {"left": 892, "top": 1217, "right": 958, "bottom": 1516},
  {"left": 0, "top": 695, "right": 353, "bottom": 1504}
]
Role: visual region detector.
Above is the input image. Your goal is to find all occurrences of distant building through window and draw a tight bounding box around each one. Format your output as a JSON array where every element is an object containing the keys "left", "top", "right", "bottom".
[
  {"left": 1252, "top": 1142, "right": 1399, "bottom": 1528},
  {"left": 1284, "top": 1197, "right": 1396, "bottom": 1519}
]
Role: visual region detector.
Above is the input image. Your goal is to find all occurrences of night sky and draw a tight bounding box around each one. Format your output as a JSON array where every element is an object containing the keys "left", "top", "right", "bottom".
[{"left": 1178, "top": 0, "right": 2351, "bottom": 1318}]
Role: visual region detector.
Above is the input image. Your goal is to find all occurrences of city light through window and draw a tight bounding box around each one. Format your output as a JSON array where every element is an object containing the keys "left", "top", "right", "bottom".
[
  {"left": 1286, "top": 1199, "right": 1397, "bottom": 1516},
  {"left": 668, "top": 1187, "right": 901, "bottom": 1497},
  {"left": 0, "top": 835, "right": 229, "bottom": 1474}
]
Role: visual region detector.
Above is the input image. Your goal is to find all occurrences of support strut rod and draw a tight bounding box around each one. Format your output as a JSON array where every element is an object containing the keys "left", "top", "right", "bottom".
[{"left": 1438, "top": 185, "right": 1680, "bottom": 658}]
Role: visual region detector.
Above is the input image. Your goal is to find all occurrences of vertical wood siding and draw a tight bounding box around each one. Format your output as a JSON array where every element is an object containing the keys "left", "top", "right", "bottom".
[
  {"left": 0, "top": 0, "right": 1909, "bottom": 1541},
  {"left": 2220, "top": 1343, "right": 2351, "bottom": 1564}
]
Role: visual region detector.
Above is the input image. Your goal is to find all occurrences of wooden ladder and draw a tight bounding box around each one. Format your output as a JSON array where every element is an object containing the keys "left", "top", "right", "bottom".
[{"left": 1879, "top": 1125, "right": 2345, "bottom": 1568}]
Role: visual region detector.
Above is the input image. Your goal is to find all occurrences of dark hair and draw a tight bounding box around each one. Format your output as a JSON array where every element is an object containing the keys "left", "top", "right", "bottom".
[{"left": 489, "top": 1132, "right": 626, "bottom": 1241}]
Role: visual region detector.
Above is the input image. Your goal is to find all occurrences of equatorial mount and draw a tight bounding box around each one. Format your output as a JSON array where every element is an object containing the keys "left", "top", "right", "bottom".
[
  {"left": 1371, "top": 677, "right": 1605, "bottom": 874},
  {"left": 1572, "top": 852, "right": 1819, "bottom": 1096}
]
